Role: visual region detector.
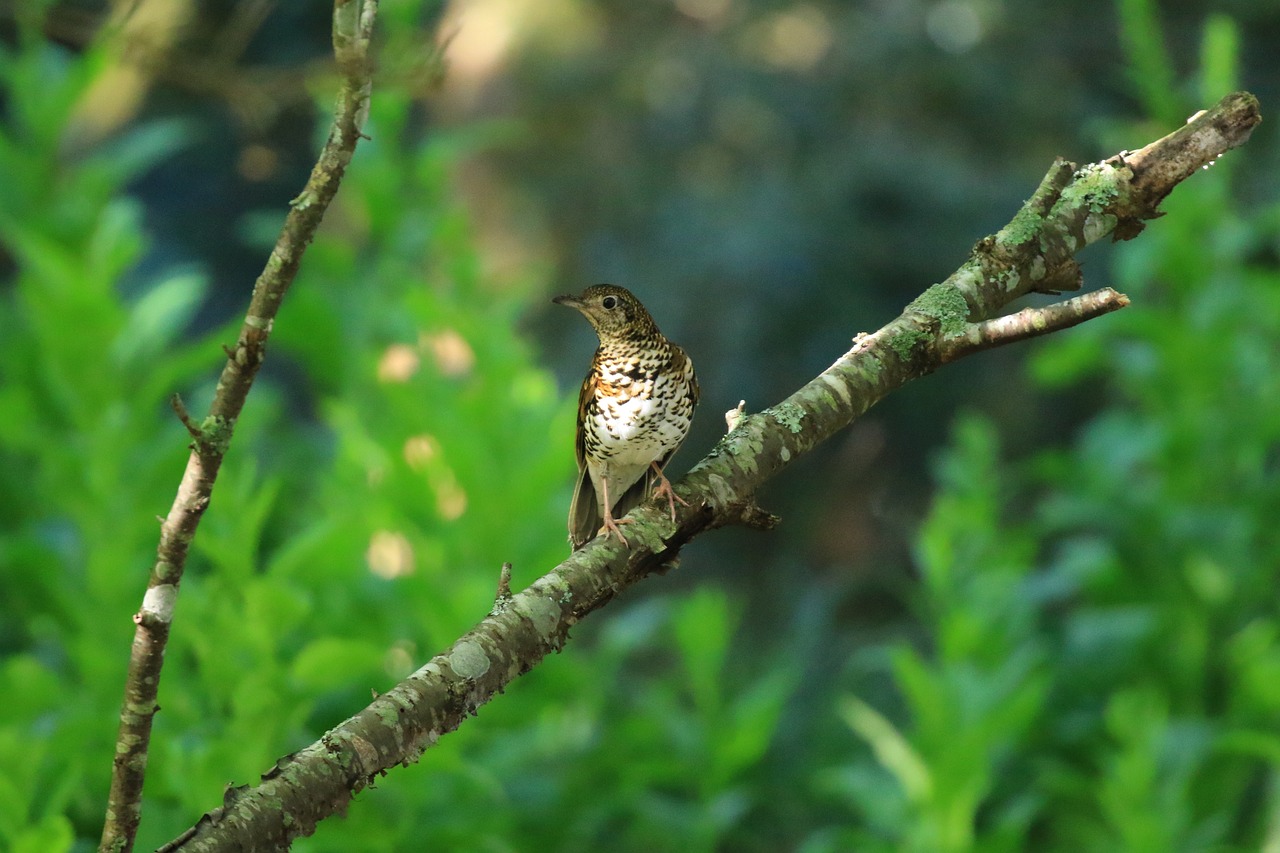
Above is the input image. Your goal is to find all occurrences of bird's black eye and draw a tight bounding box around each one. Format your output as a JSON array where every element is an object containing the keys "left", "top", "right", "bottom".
[{"left": 602, "top": 295, "right": 617, "bottom": 309}]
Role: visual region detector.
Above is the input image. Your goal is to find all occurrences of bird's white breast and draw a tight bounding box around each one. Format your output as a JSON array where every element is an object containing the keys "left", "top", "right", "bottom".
[{"left": 587, "top": 355, "right": 694, "bottom": 487}]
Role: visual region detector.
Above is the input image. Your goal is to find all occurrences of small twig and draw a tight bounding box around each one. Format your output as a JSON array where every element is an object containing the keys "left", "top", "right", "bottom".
[
  {"left": 492, "top": 563, "right": 513, "bottom": 613},
  {"left": 940, "top": 288, "right": 1131, "bottom": 362},
  {"left": 155, "top": 825, "right": 198, "bottom": 853},
  {"left": 169, "top": 393, "right": 203, "bottom": 442},
  {"left": 738, "top": 502, "right": 782, "bottom": 531},
  {"left": 725, "top": 400, "right": 746, "bottom": 433}
]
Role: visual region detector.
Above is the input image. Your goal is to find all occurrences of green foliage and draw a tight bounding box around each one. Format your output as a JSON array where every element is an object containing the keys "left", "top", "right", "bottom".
[
  {"left": 1117, "top": 0, "right": 1183, "bottom": 125},
  {"left": 0, "top": 11, "right": 800, "bottom": 853},
  {"left": 0, "top": 25, "right": 209, "bottom": 853},
  {"left": 822, "top": 11, "right": 1280, "bottom": 850},
  {"left": 816, "top": 417, "right": 1048, "bottom": 853},
  {"left": 0, "top": 4, "right": 1274, "bottom": 852}
]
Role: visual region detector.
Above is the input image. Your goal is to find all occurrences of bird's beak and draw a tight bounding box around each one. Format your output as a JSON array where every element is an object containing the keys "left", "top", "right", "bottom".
[{"left": 552, "top": 294, "right": 582, "bottom": 308}]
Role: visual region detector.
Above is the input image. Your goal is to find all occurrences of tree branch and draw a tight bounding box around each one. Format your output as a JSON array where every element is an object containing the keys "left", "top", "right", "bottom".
[
  {"left": 98, "top": 3, "right": 378, "bottom": 852},
  {"left": 160, "top": 91, "right": 1261, "bottom": 851},
  {"left": 939, "top": 288, "right": 1131, "bottom": 361}
]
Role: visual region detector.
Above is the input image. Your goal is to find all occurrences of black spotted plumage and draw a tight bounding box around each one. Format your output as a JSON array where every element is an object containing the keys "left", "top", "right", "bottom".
[{"left": 553, "top": 285, "right": 699, "bottom": 549}]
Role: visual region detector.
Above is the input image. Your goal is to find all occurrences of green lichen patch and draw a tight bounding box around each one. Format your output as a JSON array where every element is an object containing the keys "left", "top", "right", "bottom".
[
  {"left": 996, "top": 204, "right": 1042, "bottom": 248},
  {"left": 374, "top": 702, "right": 400, "bottom": 730},
  {"left": 717, "top": 427, "right": 764, "bottom": 475},
  {"left": 629, "top": 516, "right": 669, "bottom": 551},
  {"left": 888, "top": 326, "right": 928, "bottom": 361},
  {"left": 1054, "top": 163, "right": 1121, "bottom": 216},
  {"left": 198, "top": 415, "right": 235, "bottom": 455},
  {"left": 906, "top": 283, "right": 970, "bottom": 336},
  {"left": 767, "top": 401, "right": 806, "bottom": 434},
  {"left": 809, "top": 376, "right": 850, "bottom": 419}
]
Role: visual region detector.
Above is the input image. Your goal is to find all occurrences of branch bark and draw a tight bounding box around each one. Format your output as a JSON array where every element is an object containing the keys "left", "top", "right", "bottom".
[
  {"left": 98, "top": 3, "right": 378, "bottom": 852},
  {"left": 160, "top": 91, "right": 1260, "bottom": 851}
]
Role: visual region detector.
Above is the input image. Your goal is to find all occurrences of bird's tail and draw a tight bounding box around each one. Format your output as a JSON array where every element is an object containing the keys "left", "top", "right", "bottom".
[{"left": 568, "top": 468, "right": 601, "bottom": 550}]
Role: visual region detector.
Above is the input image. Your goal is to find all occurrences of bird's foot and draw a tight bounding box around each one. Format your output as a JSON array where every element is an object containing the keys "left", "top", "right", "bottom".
[
  {"left": 650, "top": 466, "right": 689, "bottom": 522},
  {"left": 599, "top": 513, "right": 632, "bottom": 545}
]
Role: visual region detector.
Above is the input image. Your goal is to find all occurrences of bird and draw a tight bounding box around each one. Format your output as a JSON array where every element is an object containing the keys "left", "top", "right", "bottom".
[{"left": 553, "top": 284, "right": 699, "bottom": 549}]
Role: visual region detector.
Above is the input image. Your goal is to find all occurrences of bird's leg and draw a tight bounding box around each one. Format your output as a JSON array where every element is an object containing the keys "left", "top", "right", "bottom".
[
  {"left": 597, "top": 477, "right": 632, "bottom": 545},
  {"left": 649, "top": 461, "right": 689, "bottom": 522}
]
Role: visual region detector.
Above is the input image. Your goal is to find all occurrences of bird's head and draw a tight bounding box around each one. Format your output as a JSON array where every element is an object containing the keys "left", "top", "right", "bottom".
[{"left": 553, "top": 284, "right": 658, "bottom": 342}]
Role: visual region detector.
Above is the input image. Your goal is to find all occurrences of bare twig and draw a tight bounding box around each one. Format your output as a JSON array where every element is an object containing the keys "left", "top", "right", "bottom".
[
  {"left": 940, "top": 288, "right": 1131, "bottom": 361},
  {"left": 97, "top": 3, "right": 379, "bottom": 852},
  {"left": 492, "top": 562, "right": 514, "bottom": 613},
  {"left": 169, "top": 393, "right": 203, "bottom": 442},
  {"left": 724, "top": 400, "right": 747, "bottom": 432},
  {"left": 159, "top": 92, "right": 1260, "bottom": 851}
]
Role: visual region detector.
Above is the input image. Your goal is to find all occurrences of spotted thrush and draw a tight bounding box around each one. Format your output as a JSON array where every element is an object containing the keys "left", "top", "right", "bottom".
[{"left": 553, "top": 285, "right": 699, "bottom": 549}]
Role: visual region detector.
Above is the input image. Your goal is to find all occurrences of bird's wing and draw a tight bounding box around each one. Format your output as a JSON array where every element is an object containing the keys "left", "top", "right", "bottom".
[
  {"left": 573, "top": 353, "right": 600, "bottom": 471},
  {"left": 671, "top": 343, "right": 699, "bottom": 408},
  {"left": 568, "top": 356, "right": 603, "bottom": 549}
]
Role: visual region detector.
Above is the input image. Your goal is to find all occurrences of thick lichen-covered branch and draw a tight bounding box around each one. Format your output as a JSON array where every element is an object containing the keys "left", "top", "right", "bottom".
[
  {"left": 98, "top": 4, "right": 379, "bottom": 852},
  {"left": 159, "top": 91, "right": 1260, "bottom": 851}
]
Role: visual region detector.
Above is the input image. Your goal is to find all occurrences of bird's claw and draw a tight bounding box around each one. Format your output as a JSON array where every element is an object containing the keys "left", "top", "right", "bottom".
[
  {"left": 650, "top": 474, "right": 688, "bottom": 522},
  {"left": 600, "top": 514, "right": 632, "bottom": 545}
]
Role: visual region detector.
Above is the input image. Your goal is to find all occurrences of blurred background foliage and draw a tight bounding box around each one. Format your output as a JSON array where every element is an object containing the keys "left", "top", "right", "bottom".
[{"left": 0, "top": 0, "right": 1278, "bottom": 850}]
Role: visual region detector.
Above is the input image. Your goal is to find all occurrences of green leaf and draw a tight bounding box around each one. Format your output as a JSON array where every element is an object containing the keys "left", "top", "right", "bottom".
[
  {"left": 94, "top": 118, "right": 194, "bottom": 183},
  {"left": 1198, "top": 15, "right": 1240, "bottom": 105},
  {"left": 10, "top": 814, "right": 73, "bottom": 853},
  {"left": 839, "top": 695, "right": 930, "bottom": 804},
  {"left": 1116, "top": 0, "right": 1183, "bottom": 124},
  {"left": 717, "top": 667, "right": 795, "bottom": 781},
  {"left": 111, "top": 270, "right": 206, "bottom": 369},
  {"left": 291, "top": 637, "right": 386, "bottom": 691},
  {"left": 672, "top": 587, "right": 733, "bottom": 717}
]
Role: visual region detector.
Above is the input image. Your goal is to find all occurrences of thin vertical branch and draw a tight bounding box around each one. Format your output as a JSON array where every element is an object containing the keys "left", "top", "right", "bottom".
[{"left": 98, "top": 3, "right": 379, "bottom": 851}]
